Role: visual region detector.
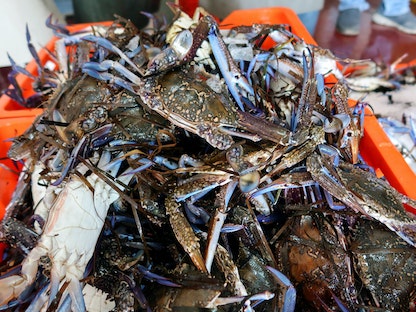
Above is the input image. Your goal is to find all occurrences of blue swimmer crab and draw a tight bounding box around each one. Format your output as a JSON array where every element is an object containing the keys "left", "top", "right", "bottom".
[
  {"left": 307, "top": 151, "right": 416, "bottom": 248},
  {"left": 351, "top": 218, "right": 416, "bottom": 311},
  {"left": 0, "top": 151, "right": 134, "bottom": 311},
  {"left": 274, "top": 185, "right": 416, "bottom": 310},
  {"left": 80, "top": 14, "right": 304, "bottom": 150}
]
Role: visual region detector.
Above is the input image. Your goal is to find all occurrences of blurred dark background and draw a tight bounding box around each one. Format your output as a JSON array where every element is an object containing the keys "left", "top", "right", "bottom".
[{"left": 71, "top": 0, "right": 160, "bottom": 28}]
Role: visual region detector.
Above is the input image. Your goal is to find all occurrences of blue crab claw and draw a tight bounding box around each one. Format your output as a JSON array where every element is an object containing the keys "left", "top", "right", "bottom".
[
  {"left": 266, "top": 266, "right": 296, "bottom": 312},
  {"left": 121, "top": 273, "right": 152, "bottom": 311},
  {"left": 322, "top": 190, "right": 346, "bottom": 210},
  {"left": 83, "top": 60, "right": 142, "bottom": 85},
  {"left": 45, "top": 14, "right": 70, "bottom": 36},
  {"left": 352, "top": 100, "right": 370, "bottom": 133},
  {"left": 184, "top": 202, "right": 211, "bottom": 225},
  {"left": 317, "top": 144, "right": 341, "bottom": 165},
  {"left": 205, "top": 16, "right": 254, "bottom": 111},
  {"left": 81, "top": 68, "right": 134, "bottom": 94},
  {"left": 147, "top": 30, "right": 194, "bottom": 74},
  {"left": 81, "top": 35, "right": 141, "bottom": 73},
  {"left": 315, "top": 145, "right": 345, "bottom": 210},
  {"left": 82, "top": 61, "right": 143, "bottom": 93}
]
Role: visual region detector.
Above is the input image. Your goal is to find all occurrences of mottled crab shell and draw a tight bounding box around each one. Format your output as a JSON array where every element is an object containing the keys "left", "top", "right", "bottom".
[{"left": 141, "top": 67, "right": 239, "bottom": 149}]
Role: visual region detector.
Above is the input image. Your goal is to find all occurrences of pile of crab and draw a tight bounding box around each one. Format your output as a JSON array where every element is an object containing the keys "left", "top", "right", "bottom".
[{"left": 1, "top": 5, "right": 416, "bottom": 312}]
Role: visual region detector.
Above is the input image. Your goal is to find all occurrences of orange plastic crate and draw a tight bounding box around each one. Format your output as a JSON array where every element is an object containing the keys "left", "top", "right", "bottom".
[{"left": 0, "top": 7, "right": 415, "bottom": 256}]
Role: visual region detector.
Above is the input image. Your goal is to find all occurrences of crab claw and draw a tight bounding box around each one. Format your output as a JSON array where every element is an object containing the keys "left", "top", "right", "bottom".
[
  {"left": 147, "top": 30, "right": 193, "bottom": 74},
  {"left": 166, "top": 195, "right": 208, "bottom": 273},
  {"left": 81, "top": 35, "right": 141, "bottom": 73},
  {"left": 246, "top": 52, "right": 276, "bottom": 90},
  {"left": 83, "top": 60, "right": 142, "bottom": 85},
  {"left": 45, "top": 14, "right": 70, "bottom": 36},
  {"left": 82, "top": 61, "right": 143, "bottom": 93},
  {"left": 83, "top": 68, "right": 137, "bottom": 94}
]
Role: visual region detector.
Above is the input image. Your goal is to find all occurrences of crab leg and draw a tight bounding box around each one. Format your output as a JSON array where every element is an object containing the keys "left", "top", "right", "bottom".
[
  {"left": 253, "top": 171, "right": 317, "bottom": 198},
  {"left": 237, "top": 111, "right": 292, "bottom": 146},
  {"left": 167, "top": 173, "right": 232, "bottom": 273},
  {"left": 165, "top": 195, "right": 207, "bottom": 272},
  {"left": 259, "top": 126, "right": 325, "bottom": 182},
  {"left": 205, "top": 16, "right": 254, "bottom": 111},
  {"left": 25, "top": 25, "right": 43, "bottom": 77},
  {"left": 267, "top": 266, "right": 296, "bottom": 312},
  {"left": 213, "top": 291, "right": 275, "bottom": 308},
  {"left": 214, "top": 243, "right": 248, "bottom": 296},
  {"left": 205, "top": 180, "right": 238, "bottom": 272},
  {"left": 83, "top": 60, "right": 142, "bottom": 85},
  {"left": 52, "top": 124, "right": 114, "bottom": 186},
  {"left": 246, "top": 52, "right": 277, "bottom": 88},
  {"left": 331, "top": 81, "right": 361, "bottom": 164},
  {"left": 292, "top": 50, "right": 317, "bottom": 144}
]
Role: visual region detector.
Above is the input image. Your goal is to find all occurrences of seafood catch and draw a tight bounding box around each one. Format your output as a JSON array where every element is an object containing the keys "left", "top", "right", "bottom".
[{"left": 0, "top": 5, "right": 415, "bottom": 311}]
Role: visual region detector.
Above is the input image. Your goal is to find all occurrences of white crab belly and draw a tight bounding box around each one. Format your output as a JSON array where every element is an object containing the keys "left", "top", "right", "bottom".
[{"left": 39, "top": 172, "right": 119, "bottom": 277}]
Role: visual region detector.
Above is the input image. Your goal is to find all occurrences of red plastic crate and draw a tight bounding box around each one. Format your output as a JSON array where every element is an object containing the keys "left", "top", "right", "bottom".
[{"left": 0, "top": 8, "right": 415, "bottom": 256}]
